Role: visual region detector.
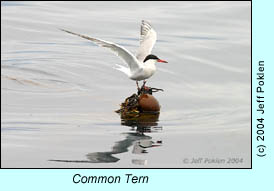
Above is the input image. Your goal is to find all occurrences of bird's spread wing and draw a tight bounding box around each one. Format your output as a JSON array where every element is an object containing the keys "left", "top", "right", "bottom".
[
  {"left": 60, "top": 29, "right": 141, "bottom": 72},
  {"left": 136, "top": 20, "right": 157, "bottom": 62}
]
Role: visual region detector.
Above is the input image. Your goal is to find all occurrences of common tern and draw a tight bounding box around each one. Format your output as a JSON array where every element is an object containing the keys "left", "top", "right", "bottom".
[{"left": 61, "top": 20, "right": 167, "bottom": 89}]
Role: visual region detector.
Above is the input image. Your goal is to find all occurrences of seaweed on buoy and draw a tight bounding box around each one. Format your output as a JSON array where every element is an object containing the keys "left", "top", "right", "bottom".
[{"left": 115, "top": 85, "right": 163, "bottom": 120}]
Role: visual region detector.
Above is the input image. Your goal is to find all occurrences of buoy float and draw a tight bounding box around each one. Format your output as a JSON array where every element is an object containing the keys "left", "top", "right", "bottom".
[{"left": 138, "top": 94, "right": 160, "bottom": 112}]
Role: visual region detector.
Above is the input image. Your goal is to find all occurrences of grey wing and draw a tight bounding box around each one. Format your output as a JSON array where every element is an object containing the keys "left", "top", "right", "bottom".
[
  {"left": 136, "top": 20, "right": 157, "bottom": 62},
  {"left": 60, "top": 29, "right": 141, "bottom": 72}
]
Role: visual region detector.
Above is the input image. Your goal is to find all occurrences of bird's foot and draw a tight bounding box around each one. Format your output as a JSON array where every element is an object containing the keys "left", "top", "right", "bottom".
[{"left": 143, "top": 85, "right": 150, "bottom": 90}]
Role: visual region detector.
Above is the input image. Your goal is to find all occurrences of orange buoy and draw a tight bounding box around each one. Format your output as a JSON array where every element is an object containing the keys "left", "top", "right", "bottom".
[{"left": 138, "top": 94, "right": 160, "bottom": 112}]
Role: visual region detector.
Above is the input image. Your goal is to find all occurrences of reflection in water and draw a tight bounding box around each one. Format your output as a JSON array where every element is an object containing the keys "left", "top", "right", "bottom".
[{"left": 49, "top": 113, "right": 162, "bottom": 165}]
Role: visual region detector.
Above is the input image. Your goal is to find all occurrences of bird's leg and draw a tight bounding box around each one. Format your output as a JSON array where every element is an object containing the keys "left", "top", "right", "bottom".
[
  {"left": 136, "top": 81, "right": 140, "bottom": 90},
  {"left": 142, "top": 80, "right": 147, "bottom": 89}
]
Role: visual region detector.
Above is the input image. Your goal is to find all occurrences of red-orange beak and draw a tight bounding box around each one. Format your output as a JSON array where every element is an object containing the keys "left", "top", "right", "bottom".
[{"left": 157, "top": 59, "right": 168, "bottom": 63}]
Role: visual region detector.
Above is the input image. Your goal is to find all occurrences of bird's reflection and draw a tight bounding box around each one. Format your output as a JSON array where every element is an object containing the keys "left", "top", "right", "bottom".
[
  {"left": 49, "top": 113, "right": 162, "bottom": 165},
  {"left": 87, "top": 113, "right": 163, "bottom": 164}
]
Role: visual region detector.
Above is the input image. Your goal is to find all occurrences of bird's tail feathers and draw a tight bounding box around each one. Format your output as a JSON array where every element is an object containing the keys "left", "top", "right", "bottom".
[{"left": 114, "top": 64, "right": 131, "bottom": 76}]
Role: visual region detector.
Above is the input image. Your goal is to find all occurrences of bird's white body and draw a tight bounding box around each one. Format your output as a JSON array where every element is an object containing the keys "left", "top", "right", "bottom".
[
  {"left": 61, "top": 20, "right": 165, "bottom": 83},
  {"left": 116, "top": 59, "right": 157, "bottom": 81},
  {"left": 129, "top": 60, "right": 157, "bottom": 81}
]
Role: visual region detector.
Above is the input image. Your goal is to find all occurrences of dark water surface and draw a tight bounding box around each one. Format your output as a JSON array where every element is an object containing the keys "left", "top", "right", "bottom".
[{"left": 1, "top": 1, "right": 251, "bottom": 168}]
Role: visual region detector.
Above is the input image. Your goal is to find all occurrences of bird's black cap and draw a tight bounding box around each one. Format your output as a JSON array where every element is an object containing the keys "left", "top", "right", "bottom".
[{"left": 143, "top": 54, "right": 159, "bottom": 62}]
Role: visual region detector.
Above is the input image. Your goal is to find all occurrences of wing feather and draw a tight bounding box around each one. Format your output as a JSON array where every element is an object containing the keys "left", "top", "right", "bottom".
[
  {"left": 60, "top": 29, "right": 141, "bottom": 72},
  {"left": 136, "top": 20, "right": 157, "bottom": 62}
]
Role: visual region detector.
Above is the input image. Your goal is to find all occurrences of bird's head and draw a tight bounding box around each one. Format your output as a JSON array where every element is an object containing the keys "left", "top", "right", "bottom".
[{"left": 143, "top": 54, "right": 168, "bottom": 64}]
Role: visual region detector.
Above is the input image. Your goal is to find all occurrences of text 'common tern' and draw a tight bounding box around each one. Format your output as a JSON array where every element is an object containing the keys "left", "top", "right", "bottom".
[{"left": 61, "top": 20, "right": 167, "bottom": 89}]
